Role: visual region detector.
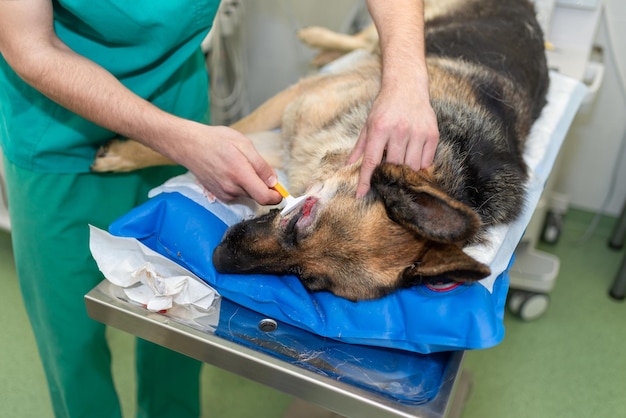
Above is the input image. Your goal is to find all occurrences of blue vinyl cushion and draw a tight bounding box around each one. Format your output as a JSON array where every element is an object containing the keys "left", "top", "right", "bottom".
[{"left": 109, "top": 191, "right": 510, "bottom": 355}]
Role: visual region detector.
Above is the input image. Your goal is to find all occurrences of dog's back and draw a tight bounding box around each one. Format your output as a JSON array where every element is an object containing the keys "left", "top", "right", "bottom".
[
  {"left": 426, "top": 0, "right": 548, "bottom": 121},
  {"left": 424, "top": 0, "right": 549, "bottom": 229}
]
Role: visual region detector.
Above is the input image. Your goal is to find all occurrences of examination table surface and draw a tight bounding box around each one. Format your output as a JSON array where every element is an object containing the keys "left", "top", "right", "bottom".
[{"left": 85, "top": 70, "right": 586, "bottom": 418}]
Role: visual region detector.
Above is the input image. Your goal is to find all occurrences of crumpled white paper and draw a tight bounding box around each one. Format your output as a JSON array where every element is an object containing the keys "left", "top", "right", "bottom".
[{"left": 89, "top": 225, "right": 219, "bottom": 312}]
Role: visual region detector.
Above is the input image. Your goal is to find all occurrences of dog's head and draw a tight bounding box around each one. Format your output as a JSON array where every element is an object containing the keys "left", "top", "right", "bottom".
[{"left": 213, "top": 163, "right": 490, "bottom": 301}]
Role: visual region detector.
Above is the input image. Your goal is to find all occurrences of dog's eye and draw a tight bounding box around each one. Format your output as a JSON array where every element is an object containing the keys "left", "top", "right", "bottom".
[{"left": 282, "top": 213, "right": 301, "bottom": 247}]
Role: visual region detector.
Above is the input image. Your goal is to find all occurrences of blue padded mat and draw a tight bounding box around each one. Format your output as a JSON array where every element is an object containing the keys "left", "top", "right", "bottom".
[{"left": 109, "top": 191, "right": 509, "bottom": 355}]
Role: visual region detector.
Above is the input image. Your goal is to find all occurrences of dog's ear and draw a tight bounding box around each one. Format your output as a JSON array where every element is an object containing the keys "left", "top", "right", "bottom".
[
  {"left": 401, "top": 242, "right": 491, "bottom": 283},
  {"left": 371, "top": 164, "right": 481, "bottom": 243}
]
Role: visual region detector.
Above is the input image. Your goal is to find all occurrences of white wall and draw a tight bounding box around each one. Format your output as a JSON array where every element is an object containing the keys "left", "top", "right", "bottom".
[
  {"left": 239, "top": 0, "right": 364, "bottom": 110},
  {"left": 554, "top": 0, "right": 626, "bottom": 216}
]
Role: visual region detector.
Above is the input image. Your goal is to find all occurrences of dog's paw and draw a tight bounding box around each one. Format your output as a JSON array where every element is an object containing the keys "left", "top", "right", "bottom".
[
  {"left": 297, "top": 26, "right": 340, "bottom": 50},
  {"left": 90, "top": 139, "right": 130, "bottom": 173},
  {"left": 91, "top": 138, "right": 176, "bottom": 172}
]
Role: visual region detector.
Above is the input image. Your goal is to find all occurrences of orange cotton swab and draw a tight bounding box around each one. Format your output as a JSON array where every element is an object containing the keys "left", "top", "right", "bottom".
[{"left": 273, "top": 182, "right": 308, "bottom": 216}]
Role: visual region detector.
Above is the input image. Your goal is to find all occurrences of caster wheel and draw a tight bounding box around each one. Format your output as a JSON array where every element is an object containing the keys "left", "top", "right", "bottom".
[
  {"left": 541, "top": 211, "right": 564, "bottom": 244},
  {"left": 508, "top": 290, "right": 550, "bottom": 321}
]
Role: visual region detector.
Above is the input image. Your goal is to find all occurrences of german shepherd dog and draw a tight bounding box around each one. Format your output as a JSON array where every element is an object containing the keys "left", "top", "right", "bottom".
[{"left": 94, "top": 0, "right": 549, "bottom": 301}]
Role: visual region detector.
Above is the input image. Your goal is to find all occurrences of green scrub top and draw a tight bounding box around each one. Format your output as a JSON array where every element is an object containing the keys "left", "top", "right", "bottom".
[{"left": 0, "top": 0, "right": 221, "bottom": 173}]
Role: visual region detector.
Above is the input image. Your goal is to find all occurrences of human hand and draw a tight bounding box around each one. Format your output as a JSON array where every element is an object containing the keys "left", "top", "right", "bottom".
[
  {"left": 180, "top": 125, "right": 282, "bottom": 205},
  {"left": 347, "top": 85, "right": 439, "bottom": 198}
]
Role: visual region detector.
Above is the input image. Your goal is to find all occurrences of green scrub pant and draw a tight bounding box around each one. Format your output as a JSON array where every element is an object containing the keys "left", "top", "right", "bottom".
[{"left": 3, "top": 156, "right": 202, "bottom": 418}]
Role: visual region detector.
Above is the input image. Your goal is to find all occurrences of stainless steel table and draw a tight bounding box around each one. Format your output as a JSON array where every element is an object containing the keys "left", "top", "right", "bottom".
[
  {"left": 84, "top": 67, "right": 587, "bottom": 418},
  {"left": 85, "top": 280, "right": 466, "bottom": 418}
]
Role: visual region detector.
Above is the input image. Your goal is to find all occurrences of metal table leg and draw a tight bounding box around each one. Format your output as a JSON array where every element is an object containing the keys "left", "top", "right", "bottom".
[{"left": 609, "top": 199, "right": 626, "bottom": 300}]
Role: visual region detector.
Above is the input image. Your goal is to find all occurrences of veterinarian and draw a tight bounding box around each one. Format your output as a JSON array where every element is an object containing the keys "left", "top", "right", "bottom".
[{"left": 0, "top": 0, "right": 438, "bottom": 416}]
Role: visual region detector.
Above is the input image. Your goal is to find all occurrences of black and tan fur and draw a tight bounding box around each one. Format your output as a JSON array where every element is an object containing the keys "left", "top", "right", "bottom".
[{"left": 94, "top": 0, "right": 549, "bottom": 301}]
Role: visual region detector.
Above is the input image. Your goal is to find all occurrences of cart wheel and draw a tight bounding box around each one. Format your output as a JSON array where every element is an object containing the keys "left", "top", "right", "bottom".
[
  {"left": 508, "top": 290, "right": 550, "bottom": 321},
  {"left": 541, "top": 210, "right": 564, "bottom": 244}
]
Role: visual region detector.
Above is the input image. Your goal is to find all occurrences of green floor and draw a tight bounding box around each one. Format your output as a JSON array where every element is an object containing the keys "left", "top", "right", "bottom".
[{"left": 1, "top": 208, "right": 624, "bottom": 418}]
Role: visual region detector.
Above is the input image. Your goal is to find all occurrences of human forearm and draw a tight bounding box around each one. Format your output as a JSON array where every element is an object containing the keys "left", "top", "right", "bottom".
[
  {"left": 5, "top": 40, "right": 194, "bottom": 163},
  {"left": 349, "top": 0, "right": 439, "bottom": 197},
  {"left": 366, "top": 0, "right": 429, "bottom": 93},
  {"left": 0, "top": 0, "right": 183, "bottom": 155},
  {"left": 0, "top": 0, "right": 280, "bottom": 204},
  {"left": 1, "top": 0, "right": 230, "bottom": 172},
  {"left": 12, "top": 46, "right": 278, "bottom": 202}
]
